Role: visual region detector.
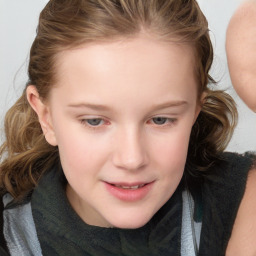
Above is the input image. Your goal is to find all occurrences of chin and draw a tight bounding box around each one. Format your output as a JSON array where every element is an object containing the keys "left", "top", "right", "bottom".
[
  {"left": 113, "top": 221, "right": 148, "bottom": 229},
  {"left": 109, "top": 213, "right": 153, "bottom": 229}
]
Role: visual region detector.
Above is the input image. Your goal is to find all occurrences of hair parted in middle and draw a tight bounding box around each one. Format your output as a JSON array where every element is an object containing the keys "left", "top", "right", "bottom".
[{"left": 0, "top": 0, "right": 237, "bottom": 200}]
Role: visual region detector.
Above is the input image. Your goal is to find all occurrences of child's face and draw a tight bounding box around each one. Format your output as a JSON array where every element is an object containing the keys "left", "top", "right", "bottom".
[{"left": 43, "top": 36, "right": 200, "bottom": 228}]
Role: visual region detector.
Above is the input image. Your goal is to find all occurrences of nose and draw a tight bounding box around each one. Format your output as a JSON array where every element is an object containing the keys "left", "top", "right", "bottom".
[{"left": 112, "top": 126, "right": 149, "bottom": 171}]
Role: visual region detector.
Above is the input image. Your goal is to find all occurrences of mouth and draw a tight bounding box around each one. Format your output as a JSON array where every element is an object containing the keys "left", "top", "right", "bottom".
[
  {"left": 110, "top": 183, "right": 146, "bottom": 190},
  {"left": 104, "top": 181, "right": 154, "bottom": 201}
]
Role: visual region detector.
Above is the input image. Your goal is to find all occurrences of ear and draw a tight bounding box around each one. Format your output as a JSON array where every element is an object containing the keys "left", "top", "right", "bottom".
[
  {"left": 193, "top": 92, "right": 207, "bottom": 124},
  {"left": 26, "top": 85, "right": 58, "bottom": 146}
]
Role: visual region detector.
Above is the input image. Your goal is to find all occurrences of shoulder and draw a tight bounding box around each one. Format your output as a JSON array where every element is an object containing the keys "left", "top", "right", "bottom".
[
  {"left": 226, "top": 167, "right": 256, "bottom": 256},
  {"left": 202, "top": 151, "right": 255, "bottom": 190},
  {"left": 198, "top": 152, "right": 256, "bottom": 254},
  {"left": 202, "top": 151, "right": 256, "bottom": 214},
  {"left": 206, "top": 151, "right": 255, "bottom": 180}
]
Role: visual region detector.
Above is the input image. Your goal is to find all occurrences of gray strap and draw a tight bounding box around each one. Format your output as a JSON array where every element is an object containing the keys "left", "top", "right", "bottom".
[
  {"left": 181, "top": 190, "right": 202, "bottom": 256},
  {"left": 3, "top": 194, "right": 42, "bottom": 256}
]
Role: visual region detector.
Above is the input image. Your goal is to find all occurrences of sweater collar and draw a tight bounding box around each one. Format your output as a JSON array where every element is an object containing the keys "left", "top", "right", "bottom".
[{"left": 31, "top": 167, "right": 183, "bottom": 256}]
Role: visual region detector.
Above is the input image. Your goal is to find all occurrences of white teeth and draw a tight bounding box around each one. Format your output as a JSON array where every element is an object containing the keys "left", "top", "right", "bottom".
[
  {"left": 114, "top": 184, "right": 144, "bottom": 189},
  {"left": 130, "top": 185, "right": 140, "bottom": 189}
]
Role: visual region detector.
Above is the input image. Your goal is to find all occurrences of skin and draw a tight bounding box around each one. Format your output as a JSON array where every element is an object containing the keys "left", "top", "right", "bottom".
[
  {"left": 27, "top": 35, "right": 202, "bottom": 229},
  {"left": 226, "top": 168, "right": 256, "bottom": 256},
  {"left": 226, "top": 0, "right": 256, "bottom": 111},
  {"left": 226, "top": 2, "right": 256, "bottom": 255}
]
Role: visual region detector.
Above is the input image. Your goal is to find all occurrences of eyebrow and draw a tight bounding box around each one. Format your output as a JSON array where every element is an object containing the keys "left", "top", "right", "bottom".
[
  {"left": 67, "top": 101, "right": 188, "bottom": 111},
  {"left": 150, "top": 101, "right": 188, "bottom": 110},
  {"left": 67, "top": 103, "right": 112, "bottom": 111}
]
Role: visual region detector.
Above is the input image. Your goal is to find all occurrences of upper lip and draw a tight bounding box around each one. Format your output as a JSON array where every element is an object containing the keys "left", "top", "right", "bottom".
[{"left": 104, "top": 181, "right": 154, "bottom": 187}]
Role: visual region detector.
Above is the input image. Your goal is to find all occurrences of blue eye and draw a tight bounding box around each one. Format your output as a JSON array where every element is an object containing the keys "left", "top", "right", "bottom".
[
  {"left": 152, "top": 117, "right": 168, "bottom": 125},
  {"left": 84, "top": 118, "right": 103, "bottom": 126}
]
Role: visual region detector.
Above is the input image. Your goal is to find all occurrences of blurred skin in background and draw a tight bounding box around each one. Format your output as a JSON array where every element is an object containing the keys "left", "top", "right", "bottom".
[
  {"left": 226, "top": 0, "right": 256, "bottom": 112},
  {"left": 226, "top": 1, "right": 256, "bottom": 255}
]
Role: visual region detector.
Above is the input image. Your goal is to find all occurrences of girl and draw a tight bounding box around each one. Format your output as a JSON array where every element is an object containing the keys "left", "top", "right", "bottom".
[{"left": 0, "top": 0, "right": 255, "bottom": 255}]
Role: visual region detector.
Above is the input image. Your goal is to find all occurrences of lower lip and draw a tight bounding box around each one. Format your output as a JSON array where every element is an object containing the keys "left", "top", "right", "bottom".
[{"left": 104, "top": 182, "right": 154, "bottom": 202}]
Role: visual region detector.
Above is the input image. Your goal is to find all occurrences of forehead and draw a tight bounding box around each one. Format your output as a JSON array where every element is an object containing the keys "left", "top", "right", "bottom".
[{"left": 51, "top": 36, "right": 197, "bottom": 103}]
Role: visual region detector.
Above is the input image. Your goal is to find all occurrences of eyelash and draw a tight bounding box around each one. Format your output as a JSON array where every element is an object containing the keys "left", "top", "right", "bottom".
[
  {"left": 147, "top": 117, "right": 177, "bottom": 126},
  {"left": 80, "top": 116, "right": 177, "bottom": 129},
  {"left": 80, "top": 118, "right": 109, "bottom": 129}
]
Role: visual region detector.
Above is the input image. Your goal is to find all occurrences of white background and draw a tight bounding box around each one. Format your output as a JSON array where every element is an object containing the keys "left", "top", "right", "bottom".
[{"left": 1, "top": 0, "right": 256, "bottom": 152}]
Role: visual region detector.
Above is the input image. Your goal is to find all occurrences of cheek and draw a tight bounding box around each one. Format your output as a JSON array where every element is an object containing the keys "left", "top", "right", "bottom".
[
  {"left": 158, "top": 141, "right": 189, "bottom": 170},
  {"left": 58, "top": 136, "right": 109, "bottom": 173},
  {"left": 151, "top": 127, "right": 192, "bottom": 175},
  {"left": 53, "top": 121, "right": 109, "bottom": 176}
]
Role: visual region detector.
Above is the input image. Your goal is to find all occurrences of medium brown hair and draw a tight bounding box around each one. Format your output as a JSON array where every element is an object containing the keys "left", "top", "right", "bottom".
[{"left": 0, "top": 0, "right": 237, "bottom": 200}]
